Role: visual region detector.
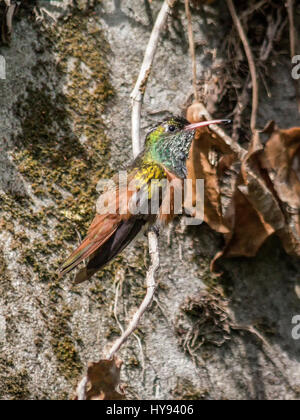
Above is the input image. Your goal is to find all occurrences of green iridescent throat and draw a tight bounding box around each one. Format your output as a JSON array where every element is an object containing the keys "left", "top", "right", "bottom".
[{"left": 144, "top": 129, "right": 195, "bottom": 179}]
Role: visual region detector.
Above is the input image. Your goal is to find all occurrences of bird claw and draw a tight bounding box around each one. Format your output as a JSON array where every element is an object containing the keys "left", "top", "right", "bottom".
[{"left": 149, "top": 225, "right": 160, "bottom": 237}]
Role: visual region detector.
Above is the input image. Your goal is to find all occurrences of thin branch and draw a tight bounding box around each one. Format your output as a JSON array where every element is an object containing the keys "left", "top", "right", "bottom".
[
  {"left": 240, "top": 0, "right": 268, "bottom": 20},
  {"left": 287, "top": 0, "right": 296, "bottom": 59},
  {"left": 131, "top": 0, "right": 177, "bottom": 158},
  {"left": 231, "top": 324, "right": 270, "bottom": 349},
  {"left": 226, "top": 0, "right": 259, "bottom": 133},
  {"left": 185, "top": 0, "right": 199, "bottom": 101},
  {"left": 259, "top": 8, "right": 284, "bottom": 63},
  {"left": 76, "top": 376, "right": 88, "bottom": 401},
  {"left": 1, "top": 0, "right": 18, "bottom": 44},
  {"left": 113, "top": 280, "right": 125, "bottom": 335},
  {"left": 184, "top": 2, "right": 246, "bottom": 160},
  {"left": 106, "top": 0, "right": 174, "bottom": 360},
  {"left": 113, "top": 275, "right": 145, "bottom": 375},
  {"left": 74, "top": 4, "right": 172, "bottom": 399},
  {"left": 286, "top": 0, "right": 300, "bottom": 113},
  {"left": 133, "top": 332, "right": 146, "bottom": 381},
  {"left": 107, "top": 230, "right": 159, "bottom": 359}
]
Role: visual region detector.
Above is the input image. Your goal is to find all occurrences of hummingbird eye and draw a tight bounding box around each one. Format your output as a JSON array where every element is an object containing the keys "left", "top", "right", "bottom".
[{"left": 168, "top": 125, "right": 176, "bottom": 133}]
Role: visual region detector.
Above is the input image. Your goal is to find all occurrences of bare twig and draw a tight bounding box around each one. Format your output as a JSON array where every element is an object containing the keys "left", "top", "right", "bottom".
[
  {"left": 231, "top": 324, "right": 270, "bottom": 349},
  {"left": 185, "top": 0, "right": 199, "bottom": 101},
  {"left": 75, "top": 3, "right": 173, "bottom": 398},
  {"left": 232, "top": 75, "right": 250, "bottom": 140},
  {"left": 113, "top": 280, "right": 125, "bottom": 335},
  {"left": 76, "top": 376, "right": 88, "bottom": 401},
  {"left": 107, "top": 230, "right": 159, "bottom": 359},
  {"left": 287, "top": 0, "right": 296, "bottom": 59},
  {"left": 106, "top": 0, "right": 174, "bottom": 360},
  {"left": 259, "top": 8, "right": 284, "bottom": 62},
  {"left": 1, "top": 0, "right": 18, "bottom": 44},
  {"left": 184, "top": 2, "right": 246, "bottom": 160},
  {"left": 133, "top": 332, "right": 146, "bottom": 380},
  {"left": 226, "top": 0, "right": 259, "bottom": 133},
  {"left": 286, "top": 0, "right": 300, "bottom": 113},
  {"left": 113, "top": 275, "right": 146, "bottom": 377},
  {"left": 131, "top": 0, "right": 177, "bottom": 157}
]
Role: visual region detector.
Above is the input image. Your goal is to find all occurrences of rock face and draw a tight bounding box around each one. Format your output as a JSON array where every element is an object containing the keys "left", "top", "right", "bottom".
[{"left": 0, "top": 0, "right": 299, "bottom": 400}]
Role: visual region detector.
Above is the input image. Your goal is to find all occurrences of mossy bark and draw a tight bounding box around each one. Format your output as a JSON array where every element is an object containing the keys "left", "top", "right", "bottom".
[{"left": 0, "top": 0, "right": 299, "bottom": 400}]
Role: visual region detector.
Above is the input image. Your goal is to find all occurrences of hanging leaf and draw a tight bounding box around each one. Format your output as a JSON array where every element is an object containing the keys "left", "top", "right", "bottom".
[
  {"left": 74, "top": 357, "right": 126, "bottom": 400},
  {"left": 212, "top": 122, "right": 300, "bottom": 271},
  {"left": 260, "top": 123, "right": 300, "bottom": 256},
  {"left": 186, "top": 102, "right": 232, "bottom": 233}
]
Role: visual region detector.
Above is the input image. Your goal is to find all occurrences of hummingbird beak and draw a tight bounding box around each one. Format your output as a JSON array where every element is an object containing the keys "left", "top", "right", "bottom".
[{"left": 184, "top": 119, "right": 231, "bottom": 131}]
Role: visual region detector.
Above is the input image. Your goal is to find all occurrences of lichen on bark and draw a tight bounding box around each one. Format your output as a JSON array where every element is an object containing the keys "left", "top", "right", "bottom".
[{"left": 0, "top": 0, "right": 299, "bottom": 400}]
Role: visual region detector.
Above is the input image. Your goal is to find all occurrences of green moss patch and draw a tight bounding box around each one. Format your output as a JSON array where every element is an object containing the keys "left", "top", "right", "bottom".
[
  {"left": 0, "top": 356, "right": 29, "bottom": 400},
  {"left": 0, "top": 8, "right": 116, "bottom": 383}
]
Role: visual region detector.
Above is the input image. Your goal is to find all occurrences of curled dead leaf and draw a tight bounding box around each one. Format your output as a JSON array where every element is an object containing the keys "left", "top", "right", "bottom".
[
  {"left": 260, "top": 125, "right": 300, "bottom": 209},
  {"left": 212, "top": 122, "right": 300, "bottom": 271},
  {"left": 186, "top": 102, "right": 233, "bottom": 233},
  {"left": 74, "top": 357, "right": 125, "bottom": 401},
  {"left": 260, "top": 124, "right": 300, "bottom": 256}
]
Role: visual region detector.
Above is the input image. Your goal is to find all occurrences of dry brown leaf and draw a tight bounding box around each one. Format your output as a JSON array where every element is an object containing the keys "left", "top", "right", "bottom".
[
  {"left": 260, "top": 124, "right": 300, "bottom": 255},
  {"left": 217, "top": 153, "right": 236, "bottom": 177},
  {"left": 260, "top": 124, "right": 300, "bottom": 209},
  {"left": 186, "top": 102, "right": 232, "bottom": 233},
  {"left": 211, "top": 133, "right": 284, "bottom": 271},
  {"left": 74, "top": 357, "right": 125, "bottom": 400},
  {"left": 212, "top": 123, "right": 300, "bottom": 271}
]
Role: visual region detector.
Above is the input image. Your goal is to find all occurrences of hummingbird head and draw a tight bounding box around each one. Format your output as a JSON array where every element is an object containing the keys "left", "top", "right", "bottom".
[{"left": 145, "top": 116, "right": 230, "bottom": 178}]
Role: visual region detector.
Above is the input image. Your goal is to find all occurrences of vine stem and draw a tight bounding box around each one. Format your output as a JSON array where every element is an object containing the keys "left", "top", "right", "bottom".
[
  {"left": 226, "top": 0, "right": 259, "bottom": 133},
  {"left": 131, "top": 0, "right": 177, "bottom": 157},
  {"left": 185, "top": 0, "right": 199, "bottom": 101},
  {"left": 286, "top": 0, "right": 300, "bottom": 113},
  {"left": 106, "top": 0, "right": 177, "bottom": 360}
]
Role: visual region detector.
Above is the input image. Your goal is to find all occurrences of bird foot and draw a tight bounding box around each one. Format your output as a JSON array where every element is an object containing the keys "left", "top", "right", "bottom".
[{"left": 149, "top": 225, "right": 160, "bottom": 237}]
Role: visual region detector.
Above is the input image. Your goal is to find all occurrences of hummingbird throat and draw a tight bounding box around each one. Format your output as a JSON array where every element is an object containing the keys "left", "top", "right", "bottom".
[{"left": 146, "top": 129, "right": 195, "bottom": 179}]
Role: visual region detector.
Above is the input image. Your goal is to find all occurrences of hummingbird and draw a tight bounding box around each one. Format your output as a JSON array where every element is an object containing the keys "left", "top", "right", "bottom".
[{"left": 59, "top": 116, "right": 229, "bottom": 283}]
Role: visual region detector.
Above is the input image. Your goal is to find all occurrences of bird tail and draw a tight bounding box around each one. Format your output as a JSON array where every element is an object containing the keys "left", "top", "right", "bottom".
[
  {"left": 59, "top": 213, "right": 120, "bottom": 278},
  {"left": 74, "top": 218, "right": 145, "bottom": 284},
  {"left": 59, "top": 216, "right": 145, "bottom": 283}
]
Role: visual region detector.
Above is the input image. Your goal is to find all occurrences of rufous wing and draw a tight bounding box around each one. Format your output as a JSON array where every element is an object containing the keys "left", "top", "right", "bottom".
[
  {"left": 59, "top": 213, "right": 121, "bottom": 277},
  {"left": 59, "top": 183, "right": 146, "bottom": 282}
]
